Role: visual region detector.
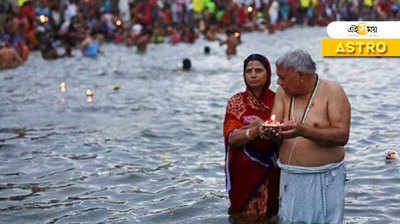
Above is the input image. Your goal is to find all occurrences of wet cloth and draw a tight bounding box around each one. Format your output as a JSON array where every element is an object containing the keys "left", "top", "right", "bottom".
[
  {"left": 224, "top": 89, "right": 280, "bottom": 215},
  {"left": 279, "top": 75, "right": 345, "bottom": 223},
  {"left": 277, "top": 159, "right": 345, "bottom": 224}
]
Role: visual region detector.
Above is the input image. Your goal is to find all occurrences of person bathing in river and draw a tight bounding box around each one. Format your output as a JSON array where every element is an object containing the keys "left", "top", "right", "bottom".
[
  {"left": 0, "top": 41, "right": 23, "bottom": 69},
  {"left": 266, "top": 49, "right": 351, "bottom": 224},
  {"left": 80, "top": 31, "right": 103, "bottom": 58},
  {"left": 223, "top": 54, "right": 280, "bottom": 219},
  {"left": 220, "top": 29, "right": 241, "bottom": 58}
]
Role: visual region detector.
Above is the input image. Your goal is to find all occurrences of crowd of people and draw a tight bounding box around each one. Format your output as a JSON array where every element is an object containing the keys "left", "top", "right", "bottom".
[{"left": 1, "top": 0, "right": 399, "bottom": 69}]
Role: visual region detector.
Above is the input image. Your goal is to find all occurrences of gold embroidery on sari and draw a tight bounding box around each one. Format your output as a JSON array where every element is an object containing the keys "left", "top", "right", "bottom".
[
  {"left": 227, "top": 94, "right": 246, "bottom": 120},
  {"left": 246, "top": 93, "right": 271, "bottom": 113}
]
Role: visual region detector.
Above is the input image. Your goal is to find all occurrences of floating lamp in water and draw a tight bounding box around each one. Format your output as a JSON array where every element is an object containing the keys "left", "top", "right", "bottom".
[
  {"left": 86, "top": 89, "right": 94, "bottom": 103},
  {"left": 59, "top": 82, "right": 66, "bottom": 92},
  {"left": 86, "top": 89, "right": 94, "bottom": 97},
  {"left": 385, "top": 150, "right": 397, "bottom": 160},
  {"left": 113, "top": 84, "right": 120, "bottom": 91}
]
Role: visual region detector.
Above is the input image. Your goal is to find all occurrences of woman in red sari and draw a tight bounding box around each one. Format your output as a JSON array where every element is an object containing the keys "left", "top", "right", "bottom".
[{"left": 223, "top": 54, "right": 280, "bottom": 218}]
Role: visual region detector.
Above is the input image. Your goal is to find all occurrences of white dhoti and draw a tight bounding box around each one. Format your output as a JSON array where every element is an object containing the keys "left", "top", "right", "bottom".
[{"left": 277, "top": 159, "right": 346, "bottom": 224}]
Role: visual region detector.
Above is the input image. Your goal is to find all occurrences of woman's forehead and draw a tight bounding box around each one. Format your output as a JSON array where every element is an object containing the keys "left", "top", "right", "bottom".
[{"left": 246, "top": 60, "right": 264, "bottom": 67}]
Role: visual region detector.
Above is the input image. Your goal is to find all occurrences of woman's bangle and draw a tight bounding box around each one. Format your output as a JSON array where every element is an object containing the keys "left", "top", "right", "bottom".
[{"left": 246, "top": 128, "right": 251, "bottom": 139}]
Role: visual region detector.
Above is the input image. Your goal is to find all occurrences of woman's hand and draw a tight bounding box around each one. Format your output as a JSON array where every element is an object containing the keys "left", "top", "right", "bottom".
[{"left": 243, "top": 115, "right": 264, "bottom": 127}]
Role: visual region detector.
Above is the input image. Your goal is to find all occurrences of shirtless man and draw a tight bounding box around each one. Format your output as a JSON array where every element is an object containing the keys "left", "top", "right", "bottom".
[
  {"left": 0, "top": 44, "right": 23, "bottom": 69},
  {"left": 268, "top": 50, "right": 351, "bottom": 224},
  {"left": 204, "top": 26, "right": 219, "bottom": 41},
  {"left": 136, "top": 29, "right": 152, "bottom": 53},
  {"left": 220, "top": 29, "right": 240, "bottom": 58}
]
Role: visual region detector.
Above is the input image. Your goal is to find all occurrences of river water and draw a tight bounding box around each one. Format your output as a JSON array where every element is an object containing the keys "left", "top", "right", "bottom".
[{"left": 1, "top": 27, "right": 399, "bottom": 224}]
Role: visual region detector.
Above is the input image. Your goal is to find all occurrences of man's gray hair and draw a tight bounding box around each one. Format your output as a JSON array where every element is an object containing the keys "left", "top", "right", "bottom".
[{"left": 276, "top": 49, "right": 316, "bottom": 74}]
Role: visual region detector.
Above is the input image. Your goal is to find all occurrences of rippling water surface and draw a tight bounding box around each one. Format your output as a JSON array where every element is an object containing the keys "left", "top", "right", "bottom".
[{"left": 1, "top": 27, "right": 400, "bottom": 224}]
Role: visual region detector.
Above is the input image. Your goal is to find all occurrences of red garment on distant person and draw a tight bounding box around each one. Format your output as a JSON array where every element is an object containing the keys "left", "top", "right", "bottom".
[
  {"left": 143, "top": 0, "right": 155, "bottom": 25},
  {"left": 223, "top": 58, "right": 279, "bottom": 215},
  {"left": 377, "top": 0, "right": 390, "bottom": 13},
  {"left": 20, "top": 5, "right": 36, "bottom": 32},
  {"left": 161, "top": 9, "right": 172, "bottom": 25},
  {"left": 237, "top": 6, "right": 247, "bottom": 25},
  {"left": 220, "top": 11, "right": 231, "bottom": 25}
]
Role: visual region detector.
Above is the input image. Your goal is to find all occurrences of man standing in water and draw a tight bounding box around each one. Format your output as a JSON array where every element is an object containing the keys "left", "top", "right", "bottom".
[
  {"left": 220, "top": 29, "right": 240, "bottom": 58},
  {"left": 270, "top": 50, "right": 351, "bottom": 224},
  {"left": 0, "top": 42, "right": 23, "bottom": 69}
]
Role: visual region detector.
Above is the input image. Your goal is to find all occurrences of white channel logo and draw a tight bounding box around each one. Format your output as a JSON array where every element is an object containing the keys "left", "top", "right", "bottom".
[{"left": 327, "top": 21, "right": 400, "bottom": 39}]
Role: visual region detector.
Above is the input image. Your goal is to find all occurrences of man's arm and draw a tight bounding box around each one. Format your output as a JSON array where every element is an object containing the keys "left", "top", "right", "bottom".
[
  {"left": 272, "top": 87, "right": 286, "bottom": 122},
  {"left": 282, "top": 82, "right": 351, "bottom": 146}
]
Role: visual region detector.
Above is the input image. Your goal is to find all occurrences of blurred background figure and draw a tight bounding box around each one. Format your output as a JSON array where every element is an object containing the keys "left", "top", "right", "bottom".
[
  {"left": 80, "top": 31, "right": 102, "bottom": 58},
  {"left": 220, "top": 29, "right": 241, "bottom": 58},
  {"left": 0, "top": 0, "right": 397, "bottom": 70},
  {"left": 136, "top": 28, "right": 152, "bottom": 53},
  {"left": 182, "top": 58, "right": 191, "bottom": 71},
  {"left": 0, "top": 39, "right": 23, "bottom": 69},
  {"left": 204, "top": 46, "right": 210, "bottom": 55},
  {"left": 118, "top": 0, "right": 130, "bottom": 28}
]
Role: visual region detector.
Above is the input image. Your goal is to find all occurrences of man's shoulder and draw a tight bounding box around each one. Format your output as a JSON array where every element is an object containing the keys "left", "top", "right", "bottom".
[
  {"left": 320, "top": 79, "right": 344, "bottom": 93},
  {"left": 275, "top": 86, "right": 289, "bottom": 100},
  {"left": 320, "top": 79, "right": 349, "bottom": 104}
]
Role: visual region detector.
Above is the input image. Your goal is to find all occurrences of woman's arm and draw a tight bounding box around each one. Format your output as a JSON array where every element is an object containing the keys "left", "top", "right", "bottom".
[{"left": 228, "top": 124, "right": 262, "bottom": 148}]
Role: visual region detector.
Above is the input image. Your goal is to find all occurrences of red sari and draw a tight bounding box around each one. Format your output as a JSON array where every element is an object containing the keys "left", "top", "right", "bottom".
[{"left": 223, "top": 88, "right": 280, "bottom": 216}]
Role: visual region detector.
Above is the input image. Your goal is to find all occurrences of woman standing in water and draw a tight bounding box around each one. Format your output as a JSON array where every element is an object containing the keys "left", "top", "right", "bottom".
[{"left": 223, "top": 54, "right": 280, "bottom": 219}]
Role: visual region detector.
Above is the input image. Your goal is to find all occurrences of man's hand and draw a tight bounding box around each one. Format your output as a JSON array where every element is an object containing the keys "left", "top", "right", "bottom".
[
  {"left": 280, "top": 120, "right": 302, "bottom": 139},
  {"left": 259, "top": 125, "right": 281, "bottom": 140}
]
